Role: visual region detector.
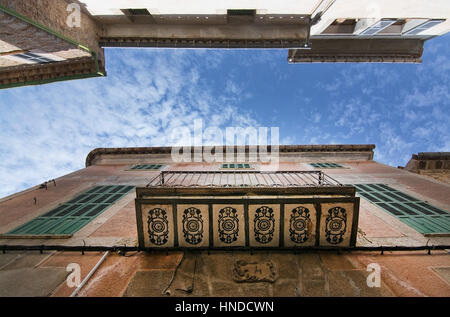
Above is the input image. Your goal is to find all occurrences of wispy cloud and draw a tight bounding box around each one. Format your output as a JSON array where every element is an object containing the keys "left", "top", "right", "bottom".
[
  {"left": 1, "top": 33, "right": 449, "bottom": 198},
  {"left": 0, "top": 49, "right": 258, "bottom": 198}
]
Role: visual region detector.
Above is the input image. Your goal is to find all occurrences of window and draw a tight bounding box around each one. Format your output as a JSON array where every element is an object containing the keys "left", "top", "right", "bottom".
[
  {"left": 130, "top": 164, "right": 163, "bottom": 170},
  {"left": 221, "top": 163, "right": 252, "bottom": 169},
  {"left": 125, "top": 8, "right": 151, "bottom": 16},
  {"left": 403, "top": 19, "right": 445, "bottom": 35},
  {"left": 322, "top": 19, "right": 357, "bottom": 35},
  {"left": 354, "top": 184, "right": 450, "bottom": 235},
  {"left": 13, "top": 52, "right": 57, "bottom": 64},
  {"left": 356, "top": 18, "right": 445, "bottom": 37},
  {"left": 377, "top": 19, "right": 406, "bottom": 35},
  {"left": 310, "top": 163, "right": 344, "bottom": 169},
  {"left": 6, "top": 185, "right": 135, "bottom": 236},
  {"left": 227, "top": 9, "right": 256, "bottom": 24},
  {"left": 227, "top": 9, "right": 256, "bottom": 16},
  {"left": 359, "top": 19, "right": 397, "bottom": 36}
]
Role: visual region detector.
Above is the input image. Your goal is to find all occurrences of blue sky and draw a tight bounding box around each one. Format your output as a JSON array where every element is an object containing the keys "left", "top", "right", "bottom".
[{"left": 0, "top": 34, "right": 449, "bottom": 198}]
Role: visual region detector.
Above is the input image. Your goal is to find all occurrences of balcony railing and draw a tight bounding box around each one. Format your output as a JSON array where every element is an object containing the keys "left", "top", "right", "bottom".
[{"left": 146, "top": 171, "right": 343, "bottom": 188}]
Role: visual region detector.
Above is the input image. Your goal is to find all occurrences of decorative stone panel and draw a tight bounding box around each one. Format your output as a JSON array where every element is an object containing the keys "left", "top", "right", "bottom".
[
  {"left": 249, "top": 204, "right": 280, "bottom": 248},
  {"left": 136, "top": 193, "right": 359, "bottom": 249},
  {"left": 177, "top": 204, "right": 209, "bottom": 248},
  {"left": 212, "top": 204, "right": 245, "bottom": 247},
  {"left": 283, "top": 203, "right": 317, "bottom": 247},
  {"left": 141, "top": 204, "right": 174, "bottom": 248},
  {"left": 319, "top": 203, "right": 355, "bottom": 247}
]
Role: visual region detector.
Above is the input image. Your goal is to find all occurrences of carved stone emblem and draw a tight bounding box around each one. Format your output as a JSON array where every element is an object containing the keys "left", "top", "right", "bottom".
[{"left": 233, "top": 260, "right": 278, "bottom": 283}]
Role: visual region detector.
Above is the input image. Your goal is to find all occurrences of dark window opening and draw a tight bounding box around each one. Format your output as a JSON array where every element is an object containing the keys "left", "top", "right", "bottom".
[
  {"left": 125, "top": 8, "right": 151, "bottom": 16},
  {"left": 322, "top": 19, "right": 357, "bottom": 35},
  {"left": 227, "top": 9, "right": 256, "bottom": 16},
  {"left": 377, "top": 19, "right": 406, "bottom": 35},
  {"left": 227, "top": 9, "right": 256, "bottom": 24}
]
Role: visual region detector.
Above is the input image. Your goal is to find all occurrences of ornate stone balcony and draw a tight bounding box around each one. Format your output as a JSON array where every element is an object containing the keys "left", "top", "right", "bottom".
[{"left": 135, "top": 171, "right": 360, "bottom": 250}]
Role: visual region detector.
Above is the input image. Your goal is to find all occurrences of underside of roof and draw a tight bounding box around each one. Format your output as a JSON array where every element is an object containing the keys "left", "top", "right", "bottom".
[
  {"left": 1, "top": 0, "right": 448, "bottom": 89},
  {"left": 85, "top": 145, "right": 376, "bottom": 167},
  {"left": 0, "top": 1, "right": 105, "bottom": 89},
  {"left": 288, "top": 39, "right": 424, "bottom": 63},
  {"left": 415, "top": 152, "right": 450, "bottom": 160}
]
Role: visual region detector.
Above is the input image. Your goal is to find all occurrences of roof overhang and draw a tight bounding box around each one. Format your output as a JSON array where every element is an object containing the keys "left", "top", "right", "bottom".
[
  {"left": 85, "top": 144, "right": 376, "bottom": 167},
  {"left": 414, "top": 152, "right": 450, "bottom": 160},
  {"left": 288, "top": 39, "right": 425, "bottom": 63}
]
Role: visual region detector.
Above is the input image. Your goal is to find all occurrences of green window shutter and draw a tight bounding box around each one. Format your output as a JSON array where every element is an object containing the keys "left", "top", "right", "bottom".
[
  {"left": 354, "top": 184, "right": 450, "bottom": 235},
  {"left": 221, "top": 163, "right": 252, "bottom": 169},
  {"left": 310, "top": 163, "right": 344, "bottom": 169},
  {"left": 131, "top": 164, "right": 163, "bottom": 170},
  {"left": 7, "top": 185, "right": 135, "bottom": 236}
]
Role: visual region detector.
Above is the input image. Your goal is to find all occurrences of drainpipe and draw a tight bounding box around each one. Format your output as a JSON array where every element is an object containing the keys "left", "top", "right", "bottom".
[
  {"left": 293, "top": 0, "right": 337, "bottom": 55},
  {"left": 311, "top": 0, "right": 337, "bottom": 25},
  {"left": 70, "top": 251, "right": 109, "bottom": 297}
]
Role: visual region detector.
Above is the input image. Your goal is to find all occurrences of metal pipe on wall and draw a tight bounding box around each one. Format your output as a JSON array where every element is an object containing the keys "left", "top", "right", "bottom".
[{"left": 69, "top": 251, "right": 110, "bottom": 297}]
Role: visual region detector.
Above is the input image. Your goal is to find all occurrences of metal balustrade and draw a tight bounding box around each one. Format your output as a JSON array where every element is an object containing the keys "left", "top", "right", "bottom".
[{"left": 147, "top": 171, "right": 343, "bottom": 188}]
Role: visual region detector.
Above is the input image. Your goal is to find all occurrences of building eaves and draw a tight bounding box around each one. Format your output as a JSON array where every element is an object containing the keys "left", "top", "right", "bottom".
[
  {"left": 414, "top": 152, "right": 450, "bottom": 160},
  {"left": 85, "top": 144, "right": 376, "bottom": 167},
  {"left": 0, "top": 56, "right": 104, "bottom": 88},
  {"left": 0, "top": 2, "right": 105, "bottom": 89},
  {"left": 289, "top": 38, "right": 424, "bottom": 63}
]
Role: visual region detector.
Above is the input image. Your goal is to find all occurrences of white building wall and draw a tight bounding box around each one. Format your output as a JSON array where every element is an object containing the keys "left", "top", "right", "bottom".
[
  {"left": 78, "top": 0, "right": 322, "bottom": 15},
  {"left": 312, "top": 0, "right": 450, "bottom": 36},
  {"left": 78, "top": 0, "right": 450, "bottom": 37}
]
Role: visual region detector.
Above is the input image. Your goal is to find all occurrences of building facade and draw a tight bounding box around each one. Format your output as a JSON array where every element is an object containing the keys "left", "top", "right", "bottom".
[
  {"left": 1, "top": 0, "right": 450, "bottom": 88},
  {"left": 0, "top": 145, "right": 449, "bottom": 297},
  {"left": 401, "top": 152, "right": 450, "bottom": 184}
]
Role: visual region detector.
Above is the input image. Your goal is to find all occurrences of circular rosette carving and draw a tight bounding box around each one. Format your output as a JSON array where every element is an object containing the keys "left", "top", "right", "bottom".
[
  {"left": 254, "top": 206, "right": 275, "bottom": 244},
  {"left": 147, "top": 208, "right": 169, "bottom": 246},
  {"left": 218, "top": 207, "right": 239, "bottom": 244},
  {"left": 289, "top": 206, "right": 311, "bottom": 244},
  {"left": 182, "top": 207, "right": 204, "bottom": 245},
  {"left": 325, "top": 207, "right": 347, "bottom": 245}
]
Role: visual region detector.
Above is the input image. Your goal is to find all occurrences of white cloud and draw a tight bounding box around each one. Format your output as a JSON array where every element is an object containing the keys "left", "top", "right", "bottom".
[
  {"left": 1, "top": 34, "right": 449, "bottom": 198},
  {"left": 0, "top": 49, "right": 260, "bottom": 198}
]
